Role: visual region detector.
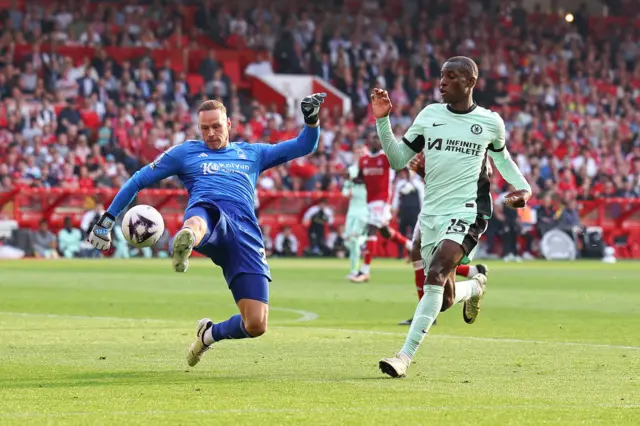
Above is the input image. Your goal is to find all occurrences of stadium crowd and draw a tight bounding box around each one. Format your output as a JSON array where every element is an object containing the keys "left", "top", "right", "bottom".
[{"left": 0, "top": 0, "right": 639, "bottom": 259}]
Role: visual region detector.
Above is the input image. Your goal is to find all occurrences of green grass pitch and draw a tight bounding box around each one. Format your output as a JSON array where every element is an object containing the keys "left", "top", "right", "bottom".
[{"left": 0, "top": 258, "right": 639, "bottom": 425}]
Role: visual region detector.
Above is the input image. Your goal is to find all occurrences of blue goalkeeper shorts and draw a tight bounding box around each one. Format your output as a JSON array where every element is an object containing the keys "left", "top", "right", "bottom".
[{"left": 182, "top": 201, "right": 271, "bottom": 303}]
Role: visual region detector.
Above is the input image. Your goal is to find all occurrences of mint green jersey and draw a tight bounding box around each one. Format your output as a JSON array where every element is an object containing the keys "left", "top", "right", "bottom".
[
  {"left": 343, "top": 164, "right": 368, "bottom": 216},
  {"left": 402, "top": 103, "right": 506, "bottom": 218}
]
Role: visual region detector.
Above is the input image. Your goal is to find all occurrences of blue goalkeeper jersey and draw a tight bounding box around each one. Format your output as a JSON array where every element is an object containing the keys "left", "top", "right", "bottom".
[{"left": 107, "top": 125, "right": 320, "bottom": 218}]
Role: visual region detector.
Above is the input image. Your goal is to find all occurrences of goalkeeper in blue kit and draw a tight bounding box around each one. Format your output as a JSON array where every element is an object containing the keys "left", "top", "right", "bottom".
[{"left": 87, "top": 94, "right": 326, "bottom": 366}]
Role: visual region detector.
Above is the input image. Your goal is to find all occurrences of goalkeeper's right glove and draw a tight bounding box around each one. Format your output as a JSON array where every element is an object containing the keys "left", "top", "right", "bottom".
[
  {"left": 301, "top": 92, "right": 326, "bottom": 125},
  {"left": 88, "top": 212, "right": 116, "bottom": 251}
]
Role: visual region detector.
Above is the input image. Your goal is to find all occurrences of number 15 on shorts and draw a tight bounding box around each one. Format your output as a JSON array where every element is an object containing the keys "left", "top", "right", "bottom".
[{"left": 446, "top": 219, "right": 470, "bottom": 234}]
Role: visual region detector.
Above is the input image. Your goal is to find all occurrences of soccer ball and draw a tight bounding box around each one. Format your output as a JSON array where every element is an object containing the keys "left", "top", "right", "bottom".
[{"left": 122, "top": 205, "right": 165, "bottom": 248}]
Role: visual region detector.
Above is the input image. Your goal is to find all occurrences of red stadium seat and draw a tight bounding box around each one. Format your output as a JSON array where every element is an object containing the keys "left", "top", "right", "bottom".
[
  {"left": 186, "top": 74, "right": 205, "bottom": 96},
  {"left": 80, "top": 111, "right": 100, "bottom": 129}
]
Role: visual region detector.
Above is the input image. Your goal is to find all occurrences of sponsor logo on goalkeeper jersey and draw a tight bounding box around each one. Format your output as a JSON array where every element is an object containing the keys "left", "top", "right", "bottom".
[{"left": 201, "top": 162, "right": 250, "bottom": 175}]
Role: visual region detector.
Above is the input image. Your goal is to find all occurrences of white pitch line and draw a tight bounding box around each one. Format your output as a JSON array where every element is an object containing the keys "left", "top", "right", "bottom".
[
  {"left": 0, "top": 307, "right": 320, "bottom": 324},
  {"left": 1, "top": 404, "right": 639, "bottom": 419},
  {"left": 269, "top": 307, "right": 319, "bottom": 322},
  {"left": 0, "top": 311, "right": 175, "bottom": 323},
  {"left": 1, "top": 311, "right": 639, "bottom": 351},
  {"left": 300, "top": 327, "right": 640, "bottom": 351}
]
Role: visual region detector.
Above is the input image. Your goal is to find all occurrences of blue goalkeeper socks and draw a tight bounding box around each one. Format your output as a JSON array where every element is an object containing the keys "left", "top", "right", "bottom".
[{"left": 210, "top": 314, "right": 252, "bottom": 342}]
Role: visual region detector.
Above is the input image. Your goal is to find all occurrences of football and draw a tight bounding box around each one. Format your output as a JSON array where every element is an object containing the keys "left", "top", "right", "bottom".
[{"left": 121, "top": 205, "right": 165, "bottom": 248}]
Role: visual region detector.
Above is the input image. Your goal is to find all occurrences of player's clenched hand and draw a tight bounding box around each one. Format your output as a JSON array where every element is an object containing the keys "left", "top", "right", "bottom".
[
  {"left": 504, "top": 190, "right": 531, "bottom": 209},
  {"left": 370, "top": 88, "right": 392, "bottom": 118},
  {"left": 88, "top": 213, "right": 116, "bottom": 251},
  {"left": 409, "top": 153, "right": 425, "bottom": 178},
  {"left": 301, "top": 92, "right": 326, "bottom": 125}
]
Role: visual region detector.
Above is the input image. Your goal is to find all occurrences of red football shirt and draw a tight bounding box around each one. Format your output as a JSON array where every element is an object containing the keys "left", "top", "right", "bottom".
[{"left": 359, "top": 151, "right": 391, "bottom": 203}]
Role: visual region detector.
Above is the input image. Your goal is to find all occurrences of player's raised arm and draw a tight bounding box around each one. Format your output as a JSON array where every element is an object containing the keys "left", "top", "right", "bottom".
[
  {"left": 372, "top": 88, "right": 418, "bottom": 170},
  {"left": 87, "top": 145, "right": 184, "bottom": 250},
  {"left": 488, "top": 114, "right": 532, "bottom": 208},
  {"left": 258, "top": 93, "right": 325, "bottom": 171}
]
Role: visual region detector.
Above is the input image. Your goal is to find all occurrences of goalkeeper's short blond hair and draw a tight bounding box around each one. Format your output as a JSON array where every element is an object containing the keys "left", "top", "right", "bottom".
[{"left": 197, "top": 100, "right": 227, "bottom": 114}]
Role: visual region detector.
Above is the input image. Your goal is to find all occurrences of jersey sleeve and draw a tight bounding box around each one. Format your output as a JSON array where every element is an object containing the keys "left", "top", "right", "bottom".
[
  {"left": 256, "top": 125, "right": 320, "bottom": 172},
  {"left": 488, "top": 113, "right": 506, "bottom": 152},
  {"left": 487, "top": 113, "right": 531, "bottom": 193},
  {"left": 106, "top": 144, "right": 184, "bottom": 218},
  {"left": 401, "top": 108, "right": 428, "bottom": 153},
  {"left": 375, "top": 116, "right": 416, "bottom": 170}
]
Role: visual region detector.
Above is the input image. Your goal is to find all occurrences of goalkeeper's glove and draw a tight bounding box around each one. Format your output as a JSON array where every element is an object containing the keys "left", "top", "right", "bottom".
[
  {"left": 88, "top": 212, "right": 116, "bottom": 251},
  {"left": 301, "top": 92, "right": 326, "bottom": 125}
]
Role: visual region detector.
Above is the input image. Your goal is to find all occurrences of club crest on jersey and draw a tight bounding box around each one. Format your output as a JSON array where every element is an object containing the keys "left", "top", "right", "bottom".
[
  {"left": 471, "top": 124, "right": 483, "bottom": 135},
  {"left": 236, "top": 148, "right": 247, "bottom": 160}
]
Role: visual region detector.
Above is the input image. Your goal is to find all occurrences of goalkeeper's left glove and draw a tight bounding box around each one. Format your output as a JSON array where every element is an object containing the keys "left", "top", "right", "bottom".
[
  {"left": 301, "top": 92, "right": 326, "bottom": 125},
  {"left": 88, "top": 212, "right": 116, "bottom": 251}
]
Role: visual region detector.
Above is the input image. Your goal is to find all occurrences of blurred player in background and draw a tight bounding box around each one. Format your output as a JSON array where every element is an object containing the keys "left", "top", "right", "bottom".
[
  {"left": 88, "top": 94, "right": 326, "bottom": 368},
  {"left": 342, "top": 144, "right": 369, "bottom": 279},
  {"left": 398, "top": 153, "right": 489, "bottom": 326},
  {"left": 372, "top": 56, "right": 531, "bottom": 378},
  {"left": 349, "top": 136, "right": 413, "bottom": 283}
]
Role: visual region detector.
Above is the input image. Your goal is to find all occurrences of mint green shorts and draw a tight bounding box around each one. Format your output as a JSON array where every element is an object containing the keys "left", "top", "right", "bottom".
[{"left": 420, "top": 213, "right": 488, "bottom": 268}]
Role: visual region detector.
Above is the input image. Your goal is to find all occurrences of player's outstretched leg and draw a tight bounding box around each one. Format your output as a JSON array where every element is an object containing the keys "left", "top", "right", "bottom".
[
  {"left": 186, "top": 274, "right": 269, "bottom": 367},
  {"left": 380, "top": 240, "right": 462, "bottom": 378},
  {"left": 399, "top": 226, "right": 424, "bottom": 326},
  {"left": 351, "top": 225, "right": 379, "bottom": 283},
  {"left": 187, "top": 317, "right": 213, "bottom": 366},
  {"left": 346, "top": 235, "right": 361, "bottom": 279},
  {"left": 459, "top": 273, "right": 487, "bottom": 324},
  {"left": 172, "top": 228, "right": 195, "bottom": 272},
  {"left": 172, "top": 215, "right": 207, "bottom": 273},
  {"left": 455, "top": 264, "right": 489, "bottom": 278},
  {"left": 380, "top": 225, "right": 413, "bottom": 255}
]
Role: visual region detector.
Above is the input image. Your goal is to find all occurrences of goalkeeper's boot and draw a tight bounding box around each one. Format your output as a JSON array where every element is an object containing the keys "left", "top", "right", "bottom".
[
  {"left": 379, "top": 352, "right": 411, "bottom": 378},
  {"left": 172, "top": 228, "right": 195, "bottom": 273},
  {"left": 187, "top": 318, "right": 213, "bottom": 367},
  {"left": 463, "top": 273, "right": 487, "bottom": 324}
]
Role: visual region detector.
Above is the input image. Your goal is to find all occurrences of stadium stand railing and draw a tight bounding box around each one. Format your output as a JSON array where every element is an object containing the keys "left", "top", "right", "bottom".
[{"left": 2, "top": 188, "right": 640, "bottom": 259}]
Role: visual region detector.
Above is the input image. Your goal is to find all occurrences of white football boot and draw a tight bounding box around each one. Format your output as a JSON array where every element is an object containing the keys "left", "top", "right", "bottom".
[
  {"left": 379, "top": 352, "right": 411, "bottom": 378},
  {"left": 187, "top": 318, "right": 213, "bottom": 367},
  {"left": 172, "top": 228, "right": 195, "bottom": 273},
  {"left": 463, "top": 273, "right": 487, "bottom": 324}
]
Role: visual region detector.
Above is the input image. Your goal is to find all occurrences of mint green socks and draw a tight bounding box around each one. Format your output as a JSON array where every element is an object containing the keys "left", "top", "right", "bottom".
[
  {"left": 400, "top": 285, "right": 444, "bottom": 359},
  {"left": 349, "top": 238, "right": 361, "bottom": 274}
]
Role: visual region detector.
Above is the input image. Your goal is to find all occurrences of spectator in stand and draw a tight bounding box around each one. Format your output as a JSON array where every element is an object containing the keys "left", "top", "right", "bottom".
[
  {"left": 302, "top": 198, "right": 334, "bottom": 256},
  {"left": 260, "top": 225, "right": 274, "bottom": 257},
  {"left": 556, "top": 197, "right": 584, "bottom": 248},
  {"left": 32, "top": 219, "right": 58, "bottom": 259},
  {"left": 327, "top": 225, "right": 347, "bottom": 259},
  {"left": 245, "top": 51, "right": 274, "bottom": 78},
  {"left": 57, "top": 216, "right": 83, "bottom": 259},
  {"left": 536, "top": 194, "right": 558, "bottom": 236},
  {"left": 392, "top": 168, "right": 422, "bottom": 258},
  {"left": 501, "top": 185, "right": 522, "bottom": 262},
  {"left": 274, "top": 226, "right": 298, "bottom": 257}
]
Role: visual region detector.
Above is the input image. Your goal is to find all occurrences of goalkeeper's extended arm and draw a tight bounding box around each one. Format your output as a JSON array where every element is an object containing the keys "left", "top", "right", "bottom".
[
  {"left": 489, "top": 148, "right": 531, "bottom": 193},
  {"left": 88, "top": 149, "right": 182, "bottom": 250},
  {"left": 375, "top": 116, "right": 417, "bottom": 170}
]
